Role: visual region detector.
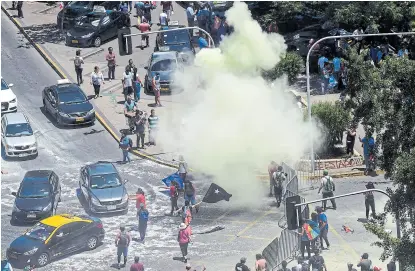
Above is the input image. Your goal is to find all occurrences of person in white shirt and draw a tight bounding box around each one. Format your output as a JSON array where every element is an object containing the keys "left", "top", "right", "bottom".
[
  {"left": 178, "top": 155, "right": 188, "bottom": 182},
  {"left": 159, "top": 11, "right": 168, "bottom": 26}
]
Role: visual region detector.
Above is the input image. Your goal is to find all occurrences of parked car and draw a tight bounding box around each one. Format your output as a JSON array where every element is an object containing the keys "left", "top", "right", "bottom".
[
  {"left": 11, "top": 170, "right": 61, "bottom": 224},
  {"left": 144, "top": 51, "right": 184, "bottom": 94},
  {"left": 79, "top": 162, "right": 129, "bottom": 214},
  {"left": 6, "top": 214, "right": 104, "bottom": 268},
  {"left": 57, "top": 1, "right": 121, "bottom": 30},
  {"left": 66, "top": 10, "right": 129, "bottom": 47},
  {"left": 1, "top": 112, "right": 38, "bottom": 158},
  {"left": 155, "top": 22, "right": 195, "bottom": 55},
  {"left": 1, "top": 78, "right": 17, "bottom": 114},
  {"left": 42, "top": 79, "right": 95, "bottom": 127}
]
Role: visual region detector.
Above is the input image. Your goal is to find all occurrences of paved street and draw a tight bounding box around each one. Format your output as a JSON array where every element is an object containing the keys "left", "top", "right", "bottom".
[{"left": 1, "top": 13, "right": 283, "bottom": 271}]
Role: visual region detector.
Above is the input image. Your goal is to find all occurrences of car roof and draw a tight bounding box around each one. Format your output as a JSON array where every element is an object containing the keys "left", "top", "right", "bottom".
[
  {"left": 86, "top": 162, "right": 117, "bottom": 176},
  {"left": 53, "top": 83, "right": 84, "bottom": 94},
  {"left": 3, "top": 112, "right": 28, "bottom": 125},
  {"left": 23, "top": 170, "right": 53, "bottom": 182},
  {"left": 41, "top": 214, "right": 92, "bottom": 228}
]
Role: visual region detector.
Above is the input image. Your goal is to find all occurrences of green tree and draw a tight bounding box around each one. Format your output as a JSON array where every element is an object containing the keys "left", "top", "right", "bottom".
[
  {"left": 309, "top": 101, "right": 351, "bottom": 150},
  {"left": 262, "top": 52, "right": 304, "bottom": 85}
]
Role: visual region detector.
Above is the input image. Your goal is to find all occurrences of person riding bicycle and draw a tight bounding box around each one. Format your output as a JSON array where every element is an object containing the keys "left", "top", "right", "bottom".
[
  {"left": 359, "top": 132, "right": 375, "bottom": 175},
  {"left": 272, "top": 166, "right": 286, "bottom": 208}
]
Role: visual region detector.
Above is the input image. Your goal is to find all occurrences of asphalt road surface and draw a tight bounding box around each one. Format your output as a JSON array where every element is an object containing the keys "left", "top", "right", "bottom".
[{"left": 1, "top": 13, "right": 283, "bottom": 271}]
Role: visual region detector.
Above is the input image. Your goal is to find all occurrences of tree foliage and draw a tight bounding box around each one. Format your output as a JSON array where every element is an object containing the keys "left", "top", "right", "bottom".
[
  {"left": 310, "top": 101, "right": 351, "bottom": 150},
  {"left": 262, "top": 52, "right": 304, "bottom": 85}
]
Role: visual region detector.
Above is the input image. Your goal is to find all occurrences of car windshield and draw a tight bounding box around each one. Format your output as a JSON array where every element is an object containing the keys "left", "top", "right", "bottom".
[
  {"left": 5, "top": 123, "right": 33, "bottom": 137},
  {"left": 76, "top": 14, "right": 101, "bottom": 28},
  {"left": 58, "top": 90, "right": 86, "bottom": 104},
  {"left": 90, "top": 173, "right": 122, "bottom": 189},
  {"left": 1, "top": 79, "right": 9, "bottom": 90},
  {"left": 18, "top": 182, "right": 51, "bottom": 198},
  {"left": 151, "top": 59, "right": 177, "bottom": 72},
  {"left": 162, "top": 30, "right": 189, "bottom": 45},
  {"left": 68, "top": 1, "right": 90, "bottom": 8},
  {"left": 25, "top": 223, "right": 55, "bottom": 241}
]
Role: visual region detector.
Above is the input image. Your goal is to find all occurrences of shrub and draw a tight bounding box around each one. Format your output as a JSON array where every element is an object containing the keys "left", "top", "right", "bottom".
[{"left": 262, "top": 52, "right": 304, "bottom": 85}]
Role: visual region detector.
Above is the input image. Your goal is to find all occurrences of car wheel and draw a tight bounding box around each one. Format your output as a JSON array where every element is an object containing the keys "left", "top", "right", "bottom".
[
  {"left": 93, "top": 36, "right": 102, "bottom": 47},
  {"left": 37, "top": 252, "right": 49, "bottom": 267},
  {"left": 86, "top": 236, "right": 98, "bottom": 250}
]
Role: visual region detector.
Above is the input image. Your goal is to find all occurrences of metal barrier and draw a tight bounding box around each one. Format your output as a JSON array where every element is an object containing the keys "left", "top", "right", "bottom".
[{"left": 295, "top": 153, "right": 322, "bottom": 189}]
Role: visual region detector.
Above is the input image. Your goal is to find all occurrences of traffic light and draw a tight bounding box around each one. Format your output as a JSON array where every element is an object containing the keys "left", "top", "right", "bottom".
[
  {"left": 286, "top": 195, "right": 301, "bottom": 230},
  {"left": 118, "top": 28, "right": 132, "bottom": 56}
]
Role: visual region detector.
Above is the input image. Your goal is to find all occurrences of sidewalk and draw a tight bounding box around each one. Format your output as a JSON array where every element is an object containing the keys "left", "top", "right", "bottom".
[{"left": 2, "top": 1, "right": 367, "bottom": 173}]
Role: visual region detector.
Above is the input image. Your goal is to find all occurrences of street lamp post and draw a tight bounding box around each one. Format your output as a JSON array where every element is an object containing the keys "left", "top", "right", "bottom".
[
  {"left": 123, "top": 26, "right": 216, "bottom": 54},
  {"left": 306, "top": 32, "right": 415, "bottom": 171}
]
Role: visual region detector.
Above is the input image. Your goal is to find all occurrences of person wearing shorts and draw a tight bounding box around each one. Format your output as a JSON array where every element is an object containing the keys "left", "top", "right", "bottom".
[
  {"left": 152, "top": 72, "right": 162, "bottom": 106},
  {"left": 122, "top": 66, "right": 134, "bottom": 102}
]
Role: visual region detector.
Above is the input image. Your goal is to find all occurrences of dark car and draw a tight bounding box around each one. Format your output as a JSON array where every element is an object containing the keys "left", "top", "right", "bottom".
[
  {"left": 144, "top": 51, "right": 184, "bottom": 94},
  {"left": 57, "top": 1, "right": 121, "bottom": 30},
  {"left": 7, "top": 214, "right": 104, "bottom": 268},
  {"left": 11, "top": 170, "right": 61, "bottom": 225},
  {"left": 155, "top": 23, "right": 196, "bottom": 55},
  {"left": 79, "top": 162, "right": 129, "bottom": 214},
  {"left": 42, "top": 79, "right": 95, "bottom": 127},
  {"left": 66, "top": 10, "right": 128, "bottom": 47}
]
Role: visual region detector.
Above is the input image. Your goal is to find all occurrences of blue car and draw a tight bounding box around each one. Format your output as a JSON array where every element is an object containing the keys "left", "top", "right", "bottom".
[
  {"left": 144, "top": 51, "right": 184, "bottom": 94},
  {"left": 155, "top": 23, "right": 196, "bottom": 55}
]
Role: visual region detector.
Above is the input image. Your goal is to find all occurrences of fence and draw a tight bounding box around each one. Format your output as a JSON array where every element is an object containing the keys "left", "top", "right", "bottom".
[
  {"left": 295, "top": 153, "right": 323, "bottom": 189},
  {"left": 263, "top": 162, "right": 310, "bottom": 270}
]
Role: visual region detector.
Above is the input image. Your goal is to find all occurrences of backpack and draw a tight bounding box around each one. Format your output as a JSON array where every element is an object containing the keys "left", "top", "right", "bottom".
[
  {"left": 323, "top": 176, "right": 334, "bottom": 192},
  {"left": 118, "top": 232, "right": 129, "bottom": 247},
  {"left": 274, "top": 172, "right": 284, "bottom": 188},
  {"left": 74, "top": 56, "right": 82, "bottom": 67}
]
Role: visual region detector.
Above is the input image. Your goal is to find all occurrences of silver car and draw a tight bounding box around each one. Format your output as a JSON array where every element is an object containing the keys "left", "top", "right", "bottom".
[
  {"left": 79, "top": 161, "right": 129, "bottom": 214},
  {"left": 1, "top": 112, "right": 38, "bottom": 158}
]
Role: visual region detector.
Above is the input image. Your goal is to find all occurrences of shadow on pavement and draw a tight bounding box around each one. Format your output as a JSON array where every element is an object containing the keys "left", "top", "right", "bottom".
[{"left": 22, "top": 23, "right": 65, "bottom": 44}]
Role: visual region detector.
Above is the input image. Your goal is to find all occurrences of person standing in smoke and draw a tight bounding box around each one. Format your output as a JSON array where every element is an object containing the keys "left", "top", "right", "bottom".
[
  {"left": 178, "top": 155, "right": 189, "bottom": 182},
  {"left": 272, "top": 166, "right": 286, "bottom": 207},
  {"left": 364, "top": 182, "right": 376, "bottom": 219},
  {"left": 268, "top": 161, "right": 278, "bottom": 197},
  {"left": 184, "top": 180, "right": 199, "bottom": 213}
]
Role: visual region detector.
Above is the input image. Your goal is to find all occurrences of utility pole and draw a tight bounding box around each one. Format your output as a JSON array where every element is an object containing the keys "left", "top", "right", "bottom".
[{"left": 305, "top": 31, "right": 415, "bottom": 172}]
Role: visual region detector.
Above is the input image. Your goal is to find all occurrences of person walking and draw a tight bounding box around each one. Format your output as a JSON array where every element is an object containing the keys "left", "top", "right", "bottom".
[
  {"left": 178, "top": 155, "right": 189, "bottom": 182},
  {"left": 124, "top": 96, "right": 137, "bottom": 132},
  {"left": 359, "top": 133, "right": 375, "bottom": 175},
  {"left": 148, "top": 109, "right": 159, "bottom": 146},
  {"left": 130, "top": 188, "right": 147, "bottom": 213},
  {"left": 159, "top": 10, "right": 169, "bottom": 26},
  {"left": 297, "top": 220, "right": 311, "bottom": 259},
  {"left": 332, "top": 54, "right": 341, "bottom": 91},
  {"left": 184, "top": 181, "right": 198, "bottom": 212},
  {"left": 152, "top": 73, "right": 162, "bottom": 107},
  {"left": 255, "top": 254, "right": 267, "bottom": 271},
  {"left": 318, "top": 170, "right": 336, "bottom": 210},
  {"left": 130, "top": 256, "right": 144, "bottom": 271},
  {"left": 277, "top": 260, "right": 290, "bottom": 271},
  {"left": 309, "top": 249, "right": 327, "bottom": 271},
  {"left": 74, "top": 49, "right": 84, "bottom": 85},
  {"left": 181, "top": 200, "right": 193, "bottom": 225},
  {"left": 115, "top": 225, "right": 131, "bottom": 269},
  {"left": 170, "top": 182, "right": 180, "bottom": 216},
  {"left": 346, "top": 127, "right": 356, "bottom": 156},
  {"left": 357, "top": 253, "right": 372, "bottom": 271},
  {"left": 268, "top": 161, "right": 278, "bottom": 197},
  {"left": 177, "top": 222, "right": 192, "bottom": 263},
  {"left": 90, "top": 66, "right": 105, "bottom": 98},
  {"left": 133, "top": 67, "right": 143, "bottom": 102},
  {"left": 186, "top": 2, "right": 196, "bottom": 36},
  {"left": 138, "top": 18, "right": 151, "bottom": 48},
  {"left": 316, "top": 206, "right": 330, "bottom": 250},
  {"left": 16, "top": 1, "right": 23, "bottom": 18},
  {"left": 106, "top": 47, "right": 116, "bottom": 82},
  {"left": 123, "top": 67, "right": 134, "bottom": 102},
  {"left": 272, "top": 166, "right": 286, "bottom": 207},
  {"left": 161, "top": 1, "right": 173, "bottom": 19},
  {"left": 137, "top": 203, "right": 149, "bottom": 243},
  {"left": 364, "top": 182, "right": 376, "bottom": 219},
  {"left": 119, "top": 133, "right": 132, "bottom": 163},
  {"left": 235, "top": 257, "right": 250, "bottom": 271},
  {"left": 135, "top": 110, "right": 147, "bottom": 149}
]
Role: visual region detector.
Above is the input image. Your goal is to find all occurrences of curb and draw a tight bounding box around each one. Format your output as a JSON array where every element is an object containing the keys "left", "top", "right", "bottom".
[{"left": 1, "top": 4, "right": 180, "bottom": 170}]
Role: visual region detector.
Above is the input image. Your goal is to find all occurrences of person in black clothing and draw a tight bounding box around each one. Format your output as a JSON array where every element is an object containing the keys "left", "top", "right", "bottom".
[
  {"left": 278, "top": 260, "right": 290, "bottom": 271},
  {"left": 364, "top": 182, "right": 376, "bottom": 219},
  {"left": 309, "top": 249, "right": 327, "bottom": 271},
  {"left": 235, "top": 257, "right": 250, "bottom": 271},
  {"left": 346, "top": 127, "right": 356, "bottom": 156},
  {"left": 16, "top": 1, "right": 23, "bottom": 18}
]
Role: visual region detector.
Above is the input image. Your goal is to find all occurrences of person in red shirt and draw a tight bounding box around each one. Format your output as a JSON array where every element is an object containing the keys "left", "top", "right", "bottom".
[
  {"left": 129, "top": 188, "right": 146, "bottom": 210},
  {"left": 170, "top": 182, "right": 180, "bottom": 215},
  {"left": 138, "top": 18, "right": 151, "bottom": 48},
  {"left": 130, "top": 256, "right": 144, "bottom": 271}
]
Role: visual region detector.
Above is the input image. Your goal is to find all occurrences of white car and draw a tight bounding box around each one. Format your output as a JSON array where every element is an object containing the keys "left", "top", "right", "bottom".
[
  {"left": 1, "top": 112, "right": 38, "bottom": 158},
  {"left": 1, "top": 78, "right": 17, "bottom": 113}
]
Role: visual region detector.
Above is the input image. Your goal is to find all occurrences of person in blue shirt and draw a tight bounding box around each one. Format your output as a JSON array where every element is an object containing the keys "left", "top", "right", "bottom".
[
  {"left": 198, "top": 34, "right": 209, "bottom": 49},
  {"left": 398, "top": 47, "right": 409, "bottom": 58},
  {"left": 137, "top": 203, "right": 149, "bottom": 242},
  {"left": 316, "top": 206, "right": 330, "bottom": 250},
  {"left": 186, "top": 2, "right": 196, "bottom": 36},
  {"left": 359, "top": 133, "right": 375, "bottom": 174},
  {"left": 318, "top": 55, "right": 328, "bottom": 73},
  {"left": 119, "top": 133, "right": 132, "bottom": 163},
  {"left": 332, "top": 54, "right": 341, "bottom": 90},
  {"left": 196, "top": 4, "right": 210, "bottom": 34}
]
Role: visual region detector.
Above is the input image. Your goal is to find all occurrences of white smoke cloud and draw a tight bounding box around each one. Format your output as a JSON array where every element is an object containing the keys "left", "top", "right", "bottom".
[{"left": 157, "top": 2, "right": 321, "bottom": 206}]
